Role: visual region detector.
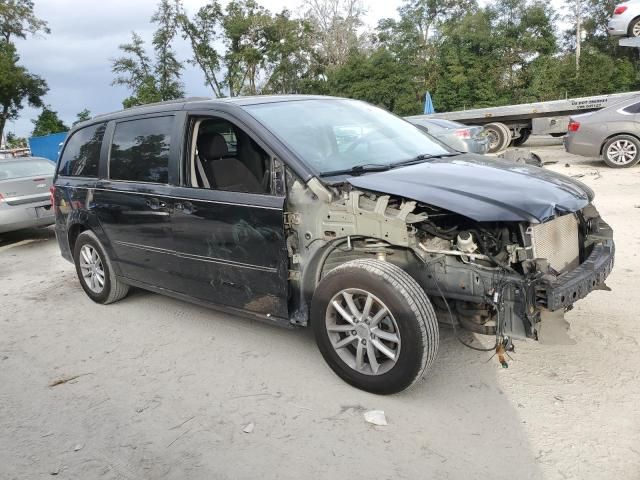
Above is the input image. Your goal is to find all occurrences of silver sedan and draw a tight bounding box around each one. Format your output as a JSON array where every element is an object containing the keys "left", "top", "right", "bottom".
[
  {"left": 607, "top": 1, "right": 640, "bottom": 36},
  {"left": 0, "top": 157, "right": 56, "bottom": 233},
  {"left": 406, "top": 118, "right": 489, "bottom": 154},
  {"left": 564, "top": 96, "right": 640, "bottom": 168}
]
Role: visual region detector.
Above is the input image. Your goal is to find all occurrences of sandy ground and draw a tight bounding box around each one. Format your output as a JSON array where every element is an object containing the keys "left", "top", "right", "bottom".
[{"left": 1, "top": 140, "right": 639, "bottom": 480}]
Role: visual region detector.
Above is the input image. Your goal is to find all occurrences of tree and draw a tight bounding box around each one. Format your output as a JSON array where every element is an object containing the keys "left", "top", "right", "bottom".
[
  {"left": 0, "top": 42, "right": 47, "bottom": 140},
  {"left": 73, "top": 108, "right": 91, "bottom": 125},
  {"left": 221, "top": 0, "right": 273, "bottom": 96},
  {"left": 111, "top": 0, "right": 184, "bottom": 108},
  {"left": 0, "top": 0, "right": 49, "bottom": 42},
  {"left": 5, "top": 131, "right": 26, "bottom": 148},
  {"left": 325, "top": 48, "right": 421, "bottom": 114},
  {"left": 0, "top": 0, "right": 49, "bottom": 140},
  {"left": 177, "top": 1, "right": 225, "bottom": 97},
  {"left": 31, "top": 105, "right": 68, "bottom": 137},
  {"left": 303, "top": 0, "right": 365, "bottom": 70}
]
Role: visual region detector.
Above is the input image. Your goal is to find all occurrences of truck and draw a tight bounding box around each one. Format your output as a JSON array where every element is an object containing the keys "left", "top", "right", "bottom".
[{"left": 407, "top": 90, "right": 640, "bottom": 153}]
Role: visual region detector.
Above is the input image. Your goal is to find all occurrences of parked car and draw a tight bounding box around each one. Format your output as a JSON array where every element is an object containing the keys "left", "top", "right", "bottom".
[
  {"left": 406, "top": 118, "right": 489, "bottom": 154},
  {"left": 564, "top": 95, "right": 640, "bottom": 168},
  {"left": 608, "top": 1, "right": 640, "bottom": 36},
  {"left": 0, "top": 157, "right": 55, "bottom": 234},
  {"left": 53, "top": 96, "right": 614, "bottom": 394}
]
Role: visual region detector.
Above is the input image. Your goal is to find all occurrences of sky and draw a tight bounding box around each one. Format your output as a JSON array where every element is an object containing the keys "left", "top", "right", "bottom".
[{"left": 12, "top": 0, "right": 564, "bottom": 138}]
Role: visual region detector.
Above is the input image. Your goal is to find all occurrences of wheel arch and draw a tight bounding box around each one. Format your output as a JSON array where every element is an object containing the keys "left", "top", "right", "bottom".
[
  {"left": 599, "top": 132, "right": 640, "bottom": 155},
  {"left": 299, "top": 236, "right": 424, "bottom": 316},
  {"left": 627, "top": 15, "right": 640, "bottom": 36}
]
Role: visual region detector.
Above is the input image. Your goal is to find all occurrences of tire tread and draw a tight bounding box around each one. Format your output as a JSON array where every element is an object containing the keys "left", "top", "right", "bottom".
[{"left": 322, "top": 259, "right": 438, "bottom": 390}]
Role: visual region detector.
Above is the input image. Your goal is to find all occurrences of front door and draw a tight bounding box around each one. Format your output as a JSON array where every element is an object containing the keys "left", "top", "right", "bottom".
[{"left": 170, "top": 115, "right": 289, "bottom": 318}]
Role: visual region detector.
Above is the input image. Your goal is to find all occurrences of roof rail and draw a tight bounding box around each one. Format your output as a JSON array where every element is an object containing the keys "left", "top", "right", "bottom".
[{"left": 90, "top": 97, "right": 213, "bottom": 121}]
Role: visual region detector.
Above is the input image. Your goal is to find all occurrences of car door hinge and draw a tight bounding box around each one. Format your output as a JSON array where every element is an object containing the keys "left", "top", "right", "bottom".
[
  {"left": 288, "top": 270, "right": 301, "bottom": 281},
  {"left": 284, "top": 212, "right": 301, "bottom": 227}
]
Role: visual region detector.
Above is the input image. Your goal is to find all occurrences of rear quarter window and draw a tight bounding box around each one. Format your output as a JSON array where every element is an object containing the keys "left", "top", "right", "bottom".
[
  {"left": 58, "top": 123, "right": 106, "bottom": 177},
  {"left": 109, "top": 116, "right": 173, "bottom": 184},
  {"left": 623, "top": 102, "right": 640, "bottom": 114}
]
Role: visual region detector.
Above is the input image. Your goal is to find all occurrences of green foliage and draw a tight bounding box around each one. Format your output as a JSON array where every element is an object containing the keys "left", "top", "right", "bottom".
[
  {"left": 5, "top": 131, "right": 26, "bottom": 147},
  {"left": 0, "top": 41, "right": 47, "bottom": 140},
  {"left": 111, "top": 0, "right": 184, "bottom": 108},
  {"left": 0, "top": 0, "right": 48, "bottom": 141},
  {"left": 31, "top": 105, "right": 67, "bottom": 137},
  {"left": 115, "top": 0, "right": 640, "bottom": 115},
  {"left": 325, "top": 48, "right": 421, "bottom": 114},
  {"left": 73, "top": 108, "right": 91, "bottom": 125},
  {"left": 0, "top": 0, "right": 49, "bottom": 42}
]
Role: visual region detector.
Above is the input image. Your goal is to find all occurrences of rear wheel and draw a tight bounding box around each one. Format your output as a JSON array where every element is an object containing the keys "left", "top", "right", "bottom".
[
  {"left": 629, "top": 17, "right": 640, "bottom": 37},
  {"left": 311, "top": 259, "right": 438, "bottom": 394},
  {"left": 485, "top": 123, "right": 511, "bottom": 153},
  {"left": 602, "top": 135, "right": 640, "bottom": 168},
  {"left": 73, "top": 230, "right": 129, "bottom": 304}
]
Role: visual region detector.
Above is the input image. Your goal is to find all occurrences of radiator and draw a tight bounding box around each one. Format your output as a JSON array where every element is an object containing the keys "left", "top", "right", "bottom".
[{"left": 530, "top": 213, "right": 580, "bottom": 273}]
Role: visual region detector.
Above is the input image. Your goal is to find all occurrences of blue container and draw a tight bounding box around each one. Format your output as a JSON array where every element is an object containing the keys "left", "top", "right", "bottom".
[{"left": 28, "top": 132, "right": 68, "bottom": 163}]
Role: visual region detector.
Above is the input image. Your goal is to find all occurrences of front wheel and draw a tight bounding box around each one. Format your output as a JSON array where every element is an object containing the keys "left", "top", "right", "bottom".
[
  {"left": 311, "top": 259, "right": 438, "bottom": 394},
  {"left": 73, "top": 230, "right": 130, "bottom": 304},
  {"left": 602, "top": 135, "right": 640, "bottom": 168}
]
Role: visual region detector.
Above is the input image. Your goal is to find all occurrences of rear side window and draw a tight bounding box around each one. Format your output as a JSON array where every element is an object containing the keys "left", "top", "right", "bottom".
[
  {"left": 109, "top": 116, "right": 173, "bottom": 183},
  {"left": 58, "top": 123, "right": 106, "bottom": 177},
  {"left": 623, "top": 102, "right": 640, "bottom": 114},
  {"left": 0, "top": 159, "right": 54, "bottom": 180}
]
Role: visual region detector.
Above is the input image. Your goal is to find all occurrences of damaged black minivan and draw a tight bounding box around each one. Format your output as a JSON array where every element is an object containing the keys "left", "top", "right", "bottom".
[{"left": 53, "top": 96, "right": 614, "bottom": 394}]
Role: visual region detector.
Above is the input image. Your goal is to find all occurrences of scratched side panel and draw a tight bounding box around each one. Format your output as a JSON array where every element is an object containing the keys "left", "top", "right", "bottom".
[{"left": 170, "top": 188, "right": 289, "bottom": 319}]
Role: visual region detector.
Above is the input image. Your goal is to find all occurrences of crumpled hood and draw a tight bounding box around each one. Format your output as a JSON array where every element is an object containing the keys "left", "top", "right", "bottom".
[{"left": 347, "top": 155, "right": 593, "bottom": 223}]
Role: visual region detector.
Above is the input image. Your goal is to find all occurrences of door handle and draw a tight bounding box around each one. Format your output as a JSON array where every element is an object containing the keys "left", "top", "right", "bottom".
[{"left": 146, "top": 198, "right": 166, "bottom": 210}]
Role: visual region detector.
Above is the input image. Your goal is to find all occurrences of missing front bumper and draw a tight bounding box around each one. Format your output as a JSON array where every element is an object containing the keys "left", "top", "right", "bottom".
[{"left": 537, "top": 240, "right": 615, "bottom": 311}]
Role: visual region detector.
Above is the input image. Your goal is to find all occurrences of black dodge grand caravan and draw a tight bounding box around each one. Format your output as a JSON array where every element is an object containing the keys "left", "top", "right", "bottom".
[{"left": 53, "top": 96, "right": 614, "bottom": 394}]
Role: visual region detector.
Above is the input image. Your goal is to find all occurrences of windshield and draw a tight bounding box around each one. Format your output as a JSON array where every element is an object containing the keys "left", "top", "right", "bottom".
[
  {"left": 0, "top": 159, "right": 54, "bottom": 180},
  {"left": 244, "top": 99, "right": 451, "bottom": 174}
]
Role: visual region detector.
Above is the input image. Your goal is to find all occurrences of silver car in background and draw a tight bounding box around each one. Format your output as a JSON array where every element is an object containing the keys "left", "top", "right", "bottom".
[
  {"left": 406, "top": 118, "right": 489, "bottom": 154},
  {"left": 608, "top": 1, "right": 640, "bottom": 36},
  {"left": 0, "top": 157, "right": 55, "bottom": 233},
  {"left": 564, "top": 96, "right": 640, "bottom": 168}
]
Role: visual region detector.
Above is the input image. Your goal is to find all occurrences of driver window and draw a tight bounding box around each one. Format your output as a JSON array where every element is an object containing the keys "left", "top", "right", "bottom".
[{"left": 189, "top": 117, "right": 271, "bottom": 194}]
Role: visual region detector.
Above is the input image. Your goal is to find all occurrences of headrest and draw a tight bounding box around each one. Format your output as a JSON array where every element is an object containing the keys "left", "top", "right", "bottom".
[{"left": 197, "top": 133, "right": 228, "bottom": 160}]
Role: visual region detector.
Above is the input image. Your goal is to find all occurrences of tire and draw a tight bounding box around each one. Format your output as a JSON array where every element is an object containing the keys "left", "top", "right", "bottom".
[
  {"left": 485, "top": 123, "right": 510, "bottom": 153},
  {"left": 512, "top": 129, "right": 531, "bottom": 147},
  {"left": 629, "top": 17, "right": 640, "bottom": 37},
  {"left": 311, "top": 259, "right": 438, "bottom": 394},
  {"left": 602, "top": 135, "right": 640, "bottom": 168},
  {"left": 73, "top": 230, "right": 129, "bottom": 304}
]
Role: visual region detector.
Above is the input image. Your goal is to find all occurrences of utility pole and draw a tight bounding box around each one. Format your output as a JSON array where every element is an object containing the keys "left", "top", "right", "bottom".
[{"left": 576, "top": 0, "right": 582, "bottom": 74}]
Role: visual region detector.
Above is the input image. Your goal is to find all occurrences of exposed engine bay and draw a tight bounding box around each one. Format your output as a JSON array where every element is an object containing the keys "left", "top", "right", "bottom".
[{"left": 285, "top": 174, "right": 615, "bottom": 359}]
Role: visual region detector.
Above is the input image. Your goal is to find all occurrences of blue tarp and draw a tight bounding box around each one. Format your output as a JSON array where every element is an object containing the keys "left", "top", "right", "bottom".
[
  {"left": 28, "top": 132, "right": 68, "bottom": 163},
  {"left": 424, "top": 92, "right": 436, "bottom": 114}
]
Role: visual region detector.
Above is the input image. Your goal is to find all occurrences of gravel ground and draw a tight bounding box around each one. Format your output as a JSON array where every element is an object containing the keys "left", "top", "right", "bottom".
[{"left": 1, "top": 141, "right": 639, "bottom": 480}]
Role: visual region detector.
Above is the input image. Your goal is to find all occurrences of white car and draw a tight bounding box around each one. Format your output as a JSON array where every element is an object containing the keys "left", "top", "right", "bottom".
[{"left": 608, "top": 1, "right": 640, "bottom": 36}]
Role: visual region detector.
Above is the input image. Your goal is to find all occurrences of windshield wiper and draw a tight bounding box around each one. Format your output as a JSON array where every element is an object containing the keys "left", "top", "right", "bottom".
[
  {"left": 393, "top": 152, "right": 462, "bottom": 167},
  {"left": 319, "top": 163, "right": 392, "bottom": 177}
]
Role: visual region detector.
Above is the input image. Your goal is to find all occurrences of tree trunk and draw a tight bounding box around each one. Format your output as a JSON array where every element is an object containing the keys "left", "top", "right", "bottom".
[{"left": 0, "top": 105, "right": 9, "bottom": 146}]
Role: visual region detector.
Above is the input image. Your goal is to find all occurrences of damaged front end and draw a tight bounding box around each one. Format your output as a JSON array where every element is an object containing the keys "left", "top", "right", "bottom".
[{"left": 286, "top": 174, "right": 614, "bottom": 350}]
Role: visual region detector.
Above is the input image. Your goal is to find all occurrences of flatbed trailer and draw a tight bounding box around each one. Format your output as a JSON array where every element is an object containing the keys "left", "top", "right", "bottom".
[{"left": 407, "top": 90, "right": 640, "bottom": 153}]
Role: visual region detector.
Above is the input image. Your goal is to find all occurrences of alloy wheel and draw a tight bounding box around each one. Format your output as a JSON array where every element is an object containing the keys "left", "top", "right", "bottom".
[
  {"left": 325, "top": 288, "right": 401, "bottom": 376},
  {"left": 606, "top": 139, "right": 637, "bottom": 166},
  {"left": 79, "top": 244, "right": 105, "bottom": 293}
]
